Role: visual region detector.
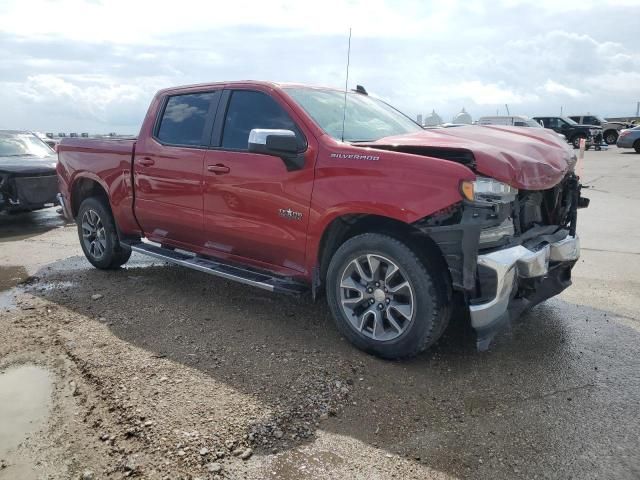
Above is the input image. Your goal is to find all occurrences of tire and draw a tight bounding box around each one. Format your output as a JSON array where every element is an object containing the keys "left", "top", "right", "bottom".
[
  {"left": 572, "top": 134, "right": 586, "bottom": 149},
  {"left": 77, "top": 196, "right": 131, "bottom": 269},
  {"left": 634, "top": 140, "right": 640, "bottom": 154},
  {"left": 326, "top": 233, "right": 449, "bottom": 359},
  {"left": 604, "top": 130, "right": 618, "bottom": 145}
]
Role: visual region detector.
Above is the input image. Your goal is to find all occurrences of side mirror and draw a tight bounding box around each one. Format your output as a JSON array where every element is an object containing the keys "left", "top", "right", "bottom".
[{"left": 248, "top": 129, "right": 304, "bottom": 171}]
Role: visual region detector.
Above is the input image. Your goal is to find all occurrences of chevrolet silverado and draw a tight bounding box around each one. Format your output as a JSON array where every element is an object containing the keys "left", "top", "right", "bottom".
[{"left": 57, "top": 81, "right": 588, "bottom": 358}]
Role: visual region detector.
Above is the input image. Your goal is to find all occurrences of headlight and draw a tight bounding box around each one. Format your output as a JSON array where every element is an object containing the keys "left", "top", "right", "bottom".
[
  {"left": 589, "top": 129, "right": 600, "bottom": 136},
  {"left": 460, "top": 177, "right": 518, "bottom": 203}
]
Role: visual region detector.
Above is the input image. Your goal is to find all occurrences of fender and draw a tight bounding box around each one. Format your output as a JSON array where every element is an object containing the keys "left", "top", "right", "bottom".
[{"left": 304, "top": 141, "right": 476, "bottom": 274}]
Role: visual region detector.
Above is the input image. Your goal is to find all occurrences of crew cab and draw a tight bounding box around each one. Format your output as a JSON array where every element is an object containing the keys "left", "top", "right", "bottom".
[
  {"left": 533, "top": 116, "right": 603, "bottom": 149},
  {"left": 57, "top": 81, "right": 588, "bottom": 358}
]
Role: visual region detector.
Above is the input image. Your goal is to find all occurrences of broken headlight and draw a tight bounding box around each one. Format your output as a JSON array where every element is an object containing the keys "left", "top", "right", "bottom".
[{"left": 461, "top": 177, "right": 518, "bottom": 204}]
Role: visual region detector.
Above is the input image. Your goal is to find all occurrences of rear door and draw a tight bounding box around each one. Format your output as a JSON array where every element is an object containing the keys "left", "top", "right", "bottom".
[
  {"left": 201, "top": 88, "right": 315, "bottom": 274},
  {"left": 133, "top": 90, "right": 220, "bottom": 249}
]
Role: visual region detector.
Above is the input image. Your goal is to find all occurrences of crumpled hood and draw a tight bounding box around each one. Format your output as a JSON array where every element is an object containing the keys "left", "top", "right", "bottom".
[
  {"left": 0, "top": 154, "right": 58, "bottom": 175},
  {"left": 362, "top": 125, "right": 576, "bottom": 190}
]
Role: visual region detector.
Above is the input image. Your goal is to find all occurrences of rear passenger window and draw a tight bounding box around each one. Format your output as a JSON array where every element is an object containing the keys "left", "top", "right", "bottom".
[
  {"left": 221, "top": 90, "right": 300, "bottom": 150},
  {"left": 156, "top": 92, "right": 217, "bottom": 146}
]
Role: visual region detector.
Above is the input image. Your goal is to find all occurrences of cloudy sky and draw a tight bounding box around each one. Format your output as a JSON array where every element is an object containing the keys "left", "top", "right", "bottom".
[{"left": 1, "top": 0, "right": 639, "bottom": 133}]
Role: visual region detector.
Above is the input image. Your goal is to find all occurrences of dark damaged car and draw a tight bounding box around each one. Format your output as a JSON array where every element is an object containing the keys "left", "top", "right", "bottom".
[{"left": 0, "top": 130, "right": 59, "bottom": 214}]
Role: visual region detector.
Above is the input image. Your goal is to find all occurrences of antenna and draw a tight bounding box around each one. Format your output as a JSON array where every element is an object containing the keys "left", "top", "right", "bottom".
[
  {"left": 505, "top": 103, "right": 510, "bottom": 116},
  {"left": 340, "top": 28, "right": 352, "bottom": 143}
]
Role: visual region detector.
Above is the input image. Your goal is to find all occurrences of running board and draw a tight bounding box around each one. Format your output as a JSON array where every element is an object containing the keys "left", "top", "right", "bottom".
[{"left": 125, "top": 241, "right": 308, "bottom": 295}]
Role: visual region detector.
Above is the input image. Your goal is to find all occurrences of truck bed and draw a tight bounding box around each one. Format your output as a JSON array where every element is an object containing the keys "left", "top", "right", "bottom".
[{"left": 57, "top": 136, "right": 139, "bottom": 234}]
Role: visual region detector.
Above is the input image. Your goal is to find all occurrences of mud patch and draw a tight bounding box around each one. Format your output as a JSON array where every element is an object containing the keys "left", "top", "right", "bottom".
[
  {"left": 0, "top": 265, "right": 29, "bottom": 292},
  {"left": 0, "top": 364, "right": 53, "bottom": 479}
]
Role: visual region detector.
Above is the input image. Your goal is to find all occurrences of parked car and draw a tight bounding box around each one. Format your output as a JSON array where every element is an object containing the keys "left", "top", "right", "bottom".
[
  {"left": 568, "top": 115, "right": 634, "bottom": 145},
  {"left": 477, "top": 115, "right": 542, "bottom": 128},
  {"left": 57, "top": 81, "right": 588, "bottom": 359},
  {"left": 616, "top": 126, "right": 640, "bottom": 153},
  {"left": 0, "top": 130, "right": 59, "bottom": 213},
  {"left": 533, "top": 116, "right": 603, "bottom": 149},
  {"left": 33, "top": 131, "right": 59, "bottom": 150},
  {"left": 478, "top": 115, "right": 567, "bottom": 141}
]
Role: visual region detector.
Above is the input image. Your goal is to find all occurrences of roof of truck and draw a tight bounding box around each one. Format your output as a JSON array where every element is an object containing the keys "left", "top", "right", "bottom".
[{"left": 156, "top": 80, "right": 346, "bottom": 95}]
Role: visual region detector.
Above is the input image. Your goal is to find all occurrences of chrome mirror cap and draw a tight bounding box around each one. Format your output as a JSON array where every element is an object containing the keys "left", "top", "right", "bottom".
[{"left": 248, "top": 129, "right": 295, "bottom": 145}]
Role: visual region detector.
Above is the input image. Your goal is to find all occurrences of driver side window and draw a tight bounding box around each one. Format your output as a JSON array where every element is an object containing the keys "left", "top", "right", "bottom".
[{"left": 221, "top": 90, "right": 303, "bottom": 151}]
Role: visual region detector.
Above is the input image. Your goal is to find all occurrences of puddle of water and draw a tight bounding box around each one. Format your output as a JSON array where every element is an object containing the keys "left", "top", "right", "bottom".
[
  {"left": 0, "top": 364, "right": 53, "bottom": 476},
  {"left": 0, "top": 266, "right": 28, "bottom": 292},
  {"left": 0, "top": 208, "right": 66, "bottom": 244},
  {"left": 0, "top": 291, "right": 16, "bottom": 311}
]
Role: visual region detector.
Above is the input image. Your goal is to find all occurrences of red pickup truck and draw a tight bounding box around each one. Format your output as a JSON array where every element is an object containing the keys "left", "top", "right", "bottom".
[{"left": 57, "top": 81, "right": 587, "bottom": 358}]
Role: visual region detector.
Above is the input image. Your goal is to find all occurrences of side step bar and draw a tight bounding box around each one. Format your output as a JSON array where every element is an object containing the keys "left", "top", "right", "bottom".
[{"left": 125, "top": 241, "right": 308, "bottom": 296}]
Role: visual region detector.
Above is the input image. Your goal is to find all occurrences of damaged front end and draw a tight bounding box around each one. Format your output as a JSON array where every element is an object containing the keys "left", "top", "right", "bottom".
[
  {"left": 0, "top": 170, "right": 59, "bottom": 213},
  {"left": 414, "top": 172, "right": 589, "bottom": 350}
]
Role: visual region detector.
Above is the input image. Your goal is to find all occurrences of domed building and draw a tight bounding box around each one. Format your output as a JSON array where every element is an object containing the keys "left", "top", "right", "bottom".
[
  {"left": 453, "top": 108, "right": 472, "bottom": 124},
  {"left": 423, "top": 109, "right": 443, "bottom": 127}
]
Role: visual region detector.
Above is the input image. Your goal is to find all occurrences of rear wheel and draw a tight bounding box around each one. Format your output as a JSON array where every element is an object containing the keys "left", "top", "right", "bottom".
[
  {"left": 77, "top": 197, "right": 131, "bottom": 269},
  {"left": 604, "top": 130, "right": 618, "bottom": 145},
  {"left": 634, "top": 140, "right": 640, "bottom": 153},
  {"left": 326, "top": 233, "right": 449, "bottom": 359}
]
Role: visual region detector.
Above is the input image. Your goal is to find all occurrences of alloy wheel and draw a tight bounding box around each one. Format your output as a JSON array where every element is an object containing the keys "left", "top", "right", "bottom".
[
  {"left": 339, "top": 254, "right": 415, "bottom": 341},
  {"left": 81, "top": 209, "right": 107, "bottom": 260}
]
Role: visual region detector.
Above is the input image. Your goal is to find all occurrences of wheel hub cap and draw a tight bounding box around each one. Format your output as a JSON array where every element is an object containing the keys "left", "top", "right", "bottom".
[{"left": 373, "top": 288, "right": 386, "bottom": 303}]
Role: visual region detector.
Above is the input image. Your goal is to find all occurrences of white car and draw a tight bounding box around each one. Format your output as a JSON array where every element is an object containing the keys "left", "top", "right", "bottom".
[
  {"left": 477, "top": 115, "right": 543, "bottom": 128},
  {"left": 478, "top": 116, "right": 567, "bottom": 141}
]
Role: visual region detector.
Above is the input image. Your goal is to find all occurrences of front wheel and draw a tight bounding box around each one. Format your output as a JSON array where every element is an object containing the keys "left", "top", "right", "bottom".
[
  {"left": 77, "top": 196, "right": 131, "bottom": 269},
  {"left": 604, "top": 130, "right": 618, "bottom": 145},
  {"left": 634, "top": 140, "right": 640, "bottom": 153},
  {"left": 326, "top": 233, "right": 450, "bottom": 359}
]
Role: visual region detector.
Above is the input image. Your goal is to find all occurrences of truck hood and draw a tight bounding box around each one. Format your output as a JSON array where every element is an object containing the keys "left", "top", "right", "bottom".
[
  {"left": 0, "top": 154, "right": 58, "bottom": 175},
  {"left": 360, "top": 125, "right": 577, "bottom": 190}
]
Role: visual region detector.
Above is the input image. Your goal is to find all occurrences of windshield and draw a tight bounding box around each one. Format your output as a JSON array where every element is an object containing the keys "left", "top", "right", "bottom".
[
  {"left": 284, "top": 87, "right": 422, "bottom": 142},
  {"left": 525, "top": 119, "right": 543, "bottom": 128},
  {"left": 562, "top": 117, "right": 579, "bottom": 126},
  {"left": 0, "top": 132, "right": 54, "bottom": 157}
]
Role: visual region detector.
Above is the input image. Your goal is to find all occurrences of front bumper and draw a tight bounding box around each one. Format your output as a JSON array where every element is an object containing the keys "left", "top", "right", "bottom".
[
  {"left": 470, "top": 234, "right": 579, "bottom": 350},
  {"left": 0, "top": 174, "right": 59, "bottom": 212},
  {"left": 616, "top": 136, "right": 636, "bottom": 148}
]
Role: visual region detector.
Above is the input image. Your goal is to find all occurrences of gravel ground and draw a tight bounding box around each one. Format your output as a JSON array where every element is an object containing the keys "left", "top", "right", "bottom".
[{"left": 0, "top": 147, "right": 639, "bottom": 479}]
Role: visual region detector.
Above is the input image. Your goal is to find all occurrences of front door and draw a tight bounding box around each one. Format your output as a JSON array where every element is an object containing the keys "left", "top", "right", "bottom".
[
  {"left": 133, "top": 90, "right": 220, "bottom": 249},
  {"left": 202, "top": 89, "right": 315, "bottom": 274}
]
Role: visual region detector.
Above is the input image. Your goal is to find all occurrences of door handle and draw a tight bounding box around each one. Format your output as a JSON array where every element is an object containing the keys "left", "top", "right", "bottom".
[
  {"left": 207, "top": 164, "right": 230, "bottom": 174},
  {"left": 138, "top": 157, "right": 155, "bottom": 167}
]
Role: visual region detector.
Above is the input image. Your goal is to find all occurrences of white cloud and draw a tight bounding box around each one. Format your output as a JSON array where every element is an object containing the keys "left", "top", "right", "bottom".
[
  {"left": 445, "top": 81, "right": 539, "bottom": 105},
  {"left": 542, "top": 80, "right": 584, "bottom": 99},
  {"left": 0, "top": 0, "right": 639, "bottom": 131}
]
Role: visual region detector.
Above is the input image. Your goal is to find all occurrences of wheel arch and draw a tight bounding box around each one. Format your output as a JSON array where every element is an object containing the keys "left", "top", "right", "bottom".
[
  {"left": 315, "top": 213, "right": 450, "bottom": 298},
  {"left": 70, "top": 175, "right": 110, "bottom": 219}
]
